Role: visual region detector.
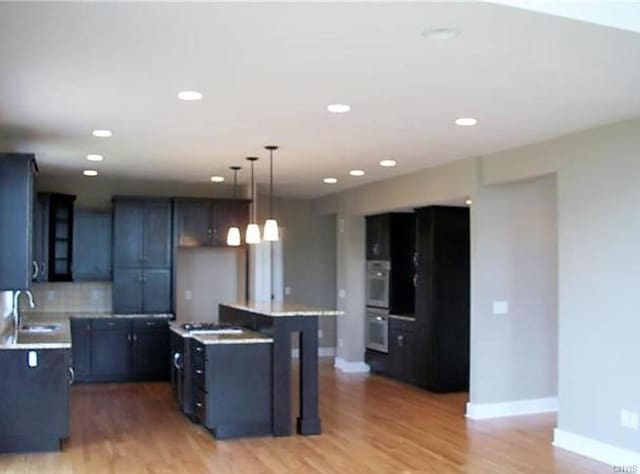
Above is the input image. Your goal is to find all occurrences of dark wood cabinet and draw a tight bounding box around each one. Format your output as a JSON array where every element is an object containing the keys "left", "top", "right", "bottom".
[
  {"left": 70, "top": 318, "right": 92, "bottom": 379},
  {"left": 413, "top": 206, "right": 470, "bottom": 392},
  {"left": 366, "top": 214, "right": 391, "bottom": 260},
  {"left": 389, "top": 318, "right": 416, "bottom": 384},
  {"left": 131, "top": 319, "right": 169, "bottom": 380},
  {"left": 73, "top": 210, "right": 112, "bottom": 281},
  {"left": 0, "top": 153, "right": 37, "bottom": 291},
  {"left": 141, "top": 269, "right": 171, "bottom": 313},
  {"left": 190, "top": 339, "right": 272, "bottom": 439},
  {"left": 71, "top": 318, "right": 170, "bottom": 383},
  {"left": 211, "top": 200, "right": 250, "bottom": 246},
  {"left": 113, "top": 198, "right": 172, "bottom": 269},
  {"left": 113, "top": 268, "right": 171, "bottom": 314},
  {"left": 0, "top": 348, "right": 71, "bottom": 452},
  {"left": 113, "top": 269, "right": 144, "bottom": 313},
  {"left": 174, "top": 198, "right": 250, "bottom": 248},
  {"left": 113, "top": 198, "right": 173, "bottom": 314},
  {"left": 91, "top": 321, "right": 131, "bottom": 378},
  {"left": 365, "top": 213, "right": 415, "bottom": 315},
  {"left": 32, "top": 193, "right": 77, "bottom": 282}
]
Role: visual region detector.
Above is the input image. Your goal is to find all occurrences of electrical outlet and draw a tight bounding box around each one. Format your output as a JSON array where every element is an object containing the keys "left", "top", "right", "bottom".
[
  {"left": 46, "top": 290, "right": 55, "bottom": 301},
  {"left": 493, "top": 301, "right": 509, "bottom": 315},
  {"left": 318, "top": 329, "right": 323, "bottom": 339},
  {"left": 338, "top": 289, "right": 346, "bottom": 299},
  {"left": 285, "top": 286, "right": 291, "bottom": 296},
  {"left": 91, "top": 289, "right": 101, "bottom": 302},
  {"left": 338, "top": 338, "right": 344, "bottom": 348},
  {"left": 185, "top": 290, "right": 192, "bottom": 301}
]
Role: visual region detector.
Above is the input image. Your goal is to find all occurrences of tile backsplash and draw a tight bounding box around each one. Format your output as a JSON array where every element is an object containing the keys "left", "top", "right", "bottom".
[{"left": 22, "top": 282, "right": 112, "bottom": 313}]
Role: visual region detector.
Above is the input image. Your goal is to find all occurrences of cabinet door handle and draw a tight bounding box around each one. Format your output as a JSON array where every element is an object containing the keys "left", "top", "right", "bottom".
[
  {"left": 195, "top": 369, "right": 203, "bottom": 375},
  {"left": 195, "top": 402, "right": 203, "bottom": 408},
  {"left": 132, "top": 333, "right": 137, "bottom": 342},
  {"left": 195, "top": 347, "right": 203, "bottom": 352},
  {"left": 413, "top": 274, "right": 418, "bottom": 288},
  {"left": 397, "top": 335, "right": 404, "bottom": 347},
  {"left": 32, "top": 261, "right": 39, "bottom": 279},
  {"left": 173, "top": 352, "right": 182, "bottom": 369},
  {"left": 68, "top": 366, "right": 75, "bottom": 385},
  {"left": 127, "top": 333, "right": 132, "bottom": 342}
]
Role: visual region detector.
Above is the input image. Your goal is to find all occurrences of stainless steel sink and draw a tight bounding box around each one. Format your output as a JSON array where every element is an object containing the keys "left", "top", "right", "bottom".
[{"left": 20, "top": 323, "right": 62, "bottom": 333}]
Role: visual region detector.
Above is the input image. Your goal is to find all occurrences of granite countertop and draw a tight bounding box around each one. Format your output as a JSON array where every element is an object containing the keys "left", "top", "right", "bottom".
[
  {"left": 222, "top": 301, "right": 343, "bottom": 317},
  {"left": 192, "top": 329, "right": 273, "bottom": 345},
  {"left": 20, "top": 312, "right": 174, "bottom": 321},
  {"left": 0, "top": 314, "right": 71, "bottom": 350}
]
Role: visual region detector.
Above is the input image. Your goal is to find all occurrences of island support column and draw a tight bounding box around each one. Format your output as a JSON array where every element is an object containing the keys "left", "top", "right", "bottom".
[{"left": 272, "top": 316, "right": 321, "bottom": 436}]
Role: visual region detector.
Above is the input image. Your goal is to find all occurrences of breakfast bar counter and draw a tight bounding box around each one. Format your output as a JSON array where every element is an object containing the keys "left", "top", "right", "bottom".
[{"left": 219, "top": 301, "right": 342, "bottom": 437}]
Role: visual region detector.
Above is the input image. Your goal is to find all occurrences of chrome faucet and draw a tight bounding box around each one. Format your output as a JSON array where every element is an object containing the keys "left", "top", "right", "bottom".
[{"left": 12, "top": 290, "right": 35, "bottom": 329}]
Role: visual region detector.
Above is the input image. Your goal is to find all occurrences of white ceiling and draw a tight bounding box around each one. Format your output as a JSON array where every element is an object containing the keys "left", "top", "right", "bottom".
[{"left": 0, "top": 2, "right": 639, "bottom": 198}]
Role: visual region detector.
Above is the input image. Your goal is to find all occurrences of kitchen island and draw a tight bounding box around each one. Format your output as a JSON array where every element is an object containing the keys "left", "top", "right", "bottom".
[{"left": 219, "top": 301, "right": 342, "bottom": 437}]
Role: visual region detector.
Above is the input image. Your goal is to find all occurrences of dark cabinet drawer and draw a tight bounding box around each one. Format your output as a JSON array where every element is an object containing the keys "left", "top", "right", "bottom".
[
  {"left": 92, "top": 319, "right": 131, "bottom": 331},
  {"left": 132, "top": 319, "right": 168, "bottom": 330},
  {"left": 193, "top": 364, "right": 206, "bottom": 391},
  {"left": 191, "top": 341, "right": 206, "bottom": 370},
  {"left": 193, "top": 388, "right": 207, "bottom": 425},
  {"left": 389, "top": 317, "right": 415, "bottom": 332}
]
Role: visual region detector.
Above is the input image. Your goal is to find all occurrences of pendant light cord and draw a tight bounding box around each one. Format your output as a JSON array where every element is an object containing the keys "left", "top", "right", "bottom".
[{"left": 270, "top": 149, "right": 273, "bottom": 219}]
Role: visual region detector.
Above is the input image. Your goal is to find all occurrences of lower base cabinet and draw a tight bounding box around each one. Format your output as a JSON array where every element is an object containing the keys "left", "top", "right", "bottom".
[
  {"left": 365, "top": 318, "right": 417, "bottom": 385},
  {"left": 190, "top": 340, "right": 272, "bottom": 439},
  {"left": 71, "top": 318, "right": 170, "bottom": 383},
  {"left": 0, "top": 349, "right": 71, "bottom": 453}
]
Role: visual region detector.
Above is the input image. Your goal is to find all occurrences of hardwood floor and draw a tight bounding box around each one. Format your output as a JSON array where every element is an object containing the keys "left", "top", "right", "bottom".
[{"left": 0, "top": 359, "right": 606, "bottom": 473}]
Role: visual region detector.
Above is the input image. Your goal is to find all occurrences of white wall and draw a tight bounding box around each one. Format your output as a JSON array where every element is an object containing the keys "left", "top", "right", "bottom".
[{"left": 470, "top": 174, "right": 558, "bottom": 405}]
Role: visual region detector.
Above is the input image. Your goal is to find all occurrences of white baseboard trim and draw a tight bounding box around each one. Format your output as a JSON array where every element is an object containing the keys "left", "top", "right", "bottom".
[
  {"left": 333, "top": 357, "right": 370, "bottom": 373},
  {"left": 465, "top": 396, "right": 558, "bottom": 419},
  {"left": 290, "top": 347, "right": 336, "bottom": 359},
  {"left": 553, "top": 428, "right": 640, "bottom": 467}
]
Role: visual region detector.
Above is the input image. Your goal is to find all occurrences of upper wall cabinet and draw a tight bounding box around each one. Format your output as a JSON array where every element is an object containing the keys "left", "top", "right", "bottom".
[
  {"left": 366, "top": 214, "right": 391, "bottom": 260},
  {"left": 0, "top": 153, "right": 37, "bottom": 291},
  {"left": 174, "top": 199, "right": 250, "bottom": 248},
  {"left": 73, "top": 210, "right": 112, "bottom": 281},
  {"left": 33, "top": 193, "right": 76, "bottom": 282},
  {"left": 113, "top": 198, "right": 172, "bottom": 268}
]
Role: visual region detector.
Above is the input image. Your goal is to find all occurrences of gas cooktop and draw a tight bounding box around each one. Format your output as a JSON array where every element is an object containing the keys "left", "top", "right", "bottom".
[{"left": 180, "top": 322, "right": 243, "bottom": 334}]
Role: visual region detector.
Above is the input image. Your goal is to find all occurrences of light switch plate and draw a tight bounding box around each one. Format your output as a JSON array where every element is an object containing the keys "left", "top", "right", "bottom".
[
  {"left": 184, "top": 290, "right": 192, "bottom": 301},
  {"left": 338, "top": 289, "right": 346, "bottom": 299},
  {"left": 285, "top": 286, "right": 291, "bottom": 296},
  {"left": 493, "top": 301, "right": 509, "bottom": 315},
  {"left": 28, "top": 351, "right": 38, "bottom": 368}
]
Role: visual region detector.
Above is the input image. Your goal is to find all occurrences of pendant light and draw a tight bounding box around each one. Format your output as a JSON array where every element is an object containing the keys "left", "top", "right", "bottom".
[
  {"left": 226, "top": 166, "right": 242, "bottom": 247},
  {"left": 263, "top": 145, "right": 280, "bottom": 241},
  {"left": 245, "top": 157, "right": 261, "bottom": 244}
]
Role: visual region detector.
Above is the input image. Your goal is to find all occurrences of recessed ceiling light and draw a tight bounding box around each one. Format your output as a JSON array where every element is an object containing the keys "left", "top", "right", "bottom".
[
  {"left": 465, "top": 198, "right": 473, "bottom": 206},
  {"left": 379, "top": 159, "right": 397, "bottom": 168},
  {"left": 455, "top": 117, "right": 478, "bottom": 127},
  {"left": 327, "top": 104, "right": 351, "bottom": 113},
  {"left": 86, "top": 154, "right": 103, "bottom": 162},
  {"left": 422, "top": 28, "right": 460, "bottom": 40},
  {"left": 178, "top": 90, "right": 203, "bottom": 101},
  {"left": 210, "top": 176, "right": 225, "bottom": 183},
  {"left": 349, "top": 169, "right": 365, "bottom": 177},
  {"left": 83, "top": 170, "right": 98, "bottom": 177},
  {"left": 92, "top": 129, "right": 112, "bottom": 138},
  {"left": 323, "top": 177, "right": 338, "bottom": 184}
]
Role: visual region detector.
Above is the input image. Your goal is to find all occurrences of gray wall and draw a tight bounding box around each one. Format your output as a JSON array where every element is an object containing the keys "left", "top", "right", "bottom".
[
  {"left": 470, "top": 175, "right": 558, "bottom": 404},
  {"left": 260, "top": 196, "right": 337, "bottom": 348},
  {"left": 175, "top": 247, "right": 246, "bottom": 323}
]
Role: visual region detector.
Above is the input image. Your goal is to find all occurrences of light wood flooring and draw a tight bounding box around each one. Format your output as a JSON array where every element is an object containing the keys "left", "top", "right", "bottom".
[{"left": 0, "top": 360, "right": 607, "bottom": 473}]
